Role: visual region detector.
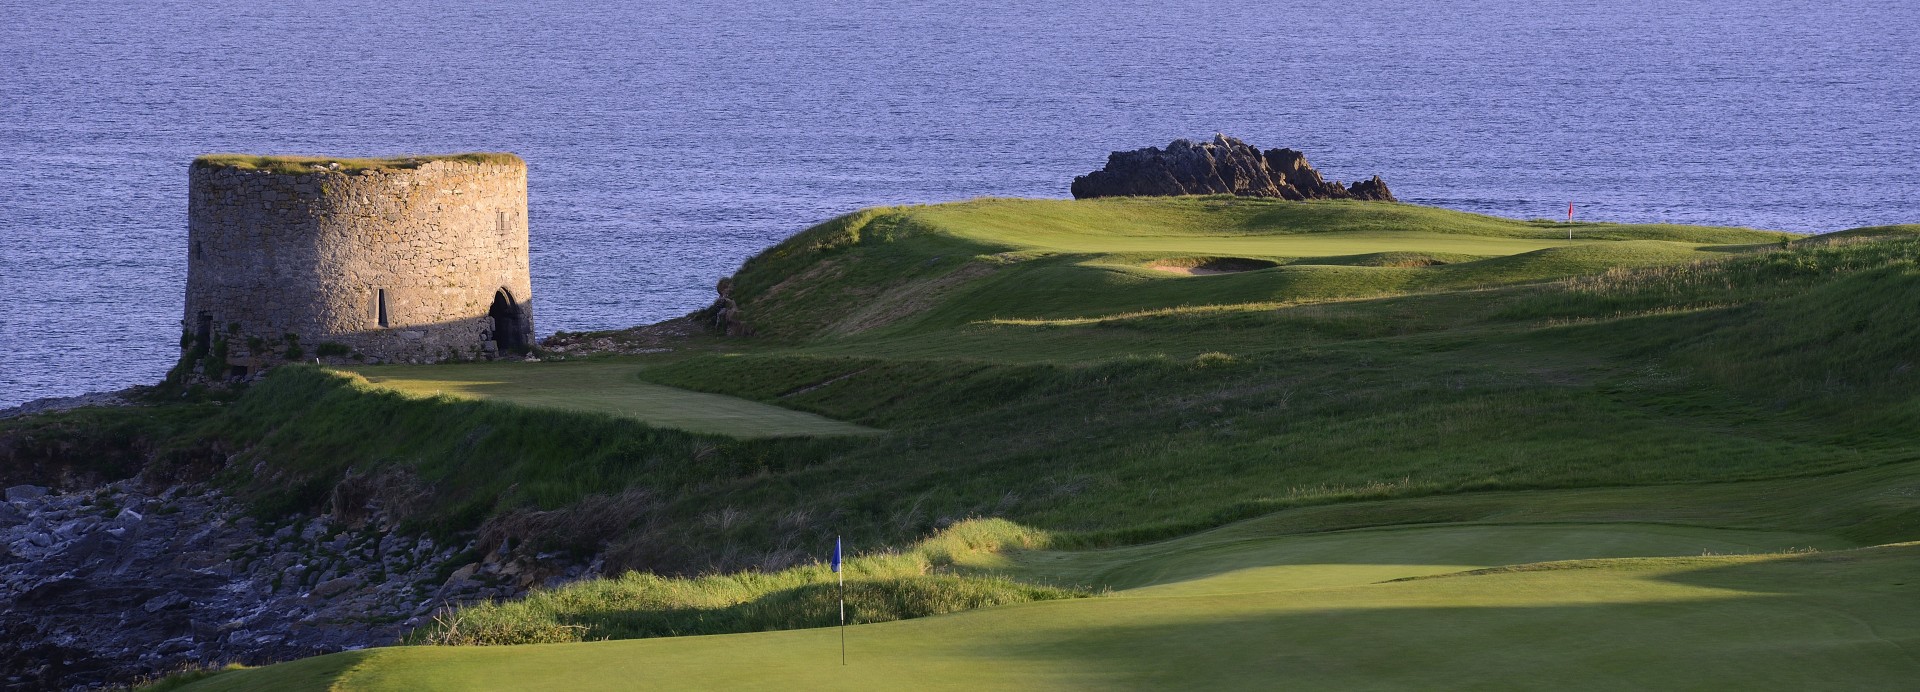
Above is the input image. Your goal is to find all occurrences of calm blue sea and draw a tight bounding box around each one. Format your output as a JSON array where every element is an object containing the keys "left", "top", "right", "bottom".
[{"left": 2, "top": 0, "right": 1916, "bottom": 406}]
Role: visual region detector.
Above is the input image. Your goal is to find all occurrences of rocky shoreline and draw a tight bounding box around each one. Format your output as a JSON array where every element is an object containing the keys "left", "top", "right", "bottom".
[
  {"left": 0, "top": 392, "right": 136, "bottom": 422},
  {"left": 0, "top": 476, "right": 591, "bottom": 690}
]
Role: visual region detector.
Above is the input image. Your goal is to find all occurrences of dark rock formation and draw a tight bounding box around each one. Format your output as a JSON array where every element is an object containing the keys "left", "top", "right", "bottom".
[
  {"left": 0, "top": 478, "right": 595, "bottom": 690},
  {"left": 1070, "top": 135, "right": 1396, "bottom": 202},
  {"left": 698, "top": 277, "right": 753, "bottom": 337},
  {"left": 540, "top": 315, "right": 704, "bottom": 356},
  {"left": 1347, "top": 175, "right": 1393, "bottom": 201},
  {"left": 0, "top": 390, "right": 132, "bottom": 421}
]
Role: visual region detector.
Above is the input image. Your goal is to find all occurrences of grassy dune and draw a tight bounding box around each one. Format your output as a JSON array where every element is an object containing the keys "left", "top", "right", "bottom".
[{"left": 124, "top": 197, "right": 1920, "bottom": 689}]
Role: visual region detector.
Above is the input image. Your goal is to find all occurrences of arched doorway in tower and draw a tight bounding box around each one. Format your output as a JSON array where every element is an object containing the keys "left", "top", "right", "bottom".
[{"left": 489, "top": 289, "right": 528, "bottom": 353}]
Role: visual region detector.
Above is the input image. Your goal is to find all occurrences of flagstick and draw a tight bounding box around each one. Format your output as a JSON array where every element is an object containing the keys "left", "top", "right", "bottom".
[
  {"left": 839, "top": 570, "right": 846, "bottom": 666},
  {"left": 839, "top": 540, "right": 847, "bottom": 666}
]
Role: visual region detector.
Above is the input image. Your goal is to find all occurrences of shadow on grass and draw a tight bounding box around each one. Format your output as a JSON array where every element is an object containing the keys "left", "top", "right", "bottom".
[
  {"left": 416, "top": 575, "right": 1086, "bottom": 645},
  {"left": 969, "top": 544, "right": 1920, "bottom": 690},
  {"left": 1064, "top": 522, "right": 1845, "bottom": 593},
  {"left": 158, "top": 649, "right": 374, "bottom": 692}
]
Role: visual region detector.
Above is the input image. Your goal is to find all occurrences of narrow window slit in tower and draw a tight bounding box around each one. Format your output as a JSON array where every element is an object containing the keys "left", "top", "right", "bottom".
[
  {"left": 497, "top": 210, "right": 506, "bottom": 232},
  {"left": 194, "top": 312, "right": 213, "bottom": 354},
  {"left": 376, "top": 289, "right": 390, "bottom": 328}
]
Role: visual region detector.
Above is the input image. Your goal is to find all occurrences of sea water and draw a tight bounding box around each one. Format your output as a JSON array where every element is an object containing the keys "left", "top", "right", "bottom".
[{"left": 2, "top": 0, "right": 1915, "bottom": 406}]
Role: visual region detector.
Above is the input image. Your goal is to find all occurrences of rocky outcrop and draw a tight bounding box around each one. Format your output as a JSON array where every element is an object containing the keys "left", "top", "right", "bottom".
[
  {"left": 1070, "top": 135, "right": 1396, "bottom": 202},
  {"left": 540, "top": 316, "right": 700, "bottom": 356},
  {"left": 0, "top": 390, "right": 132, "bottom": 421},
  {"left": 0, "top": 479, "right": 594, "bottom": 690},
  {"left": 699, "top": 278, "right": 753, "bottom": 337}
]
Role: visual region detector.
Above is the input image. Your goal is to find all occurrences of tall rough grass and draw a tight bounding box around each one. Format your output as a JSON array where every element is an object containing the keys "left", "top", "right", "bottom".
[
  {"left": 1504, "top": 235, "right": 1920, "bottom": 320},
  {"left": 409, "top": 519, "right": 1083, "bottom": 645}
]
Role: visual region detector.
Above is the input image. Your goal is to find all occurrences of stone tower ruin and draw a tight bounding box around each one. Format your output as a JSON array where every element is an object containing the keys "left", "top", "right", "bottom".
[{"left": 181, "top": 153, "right": 533, "bottom": 377}]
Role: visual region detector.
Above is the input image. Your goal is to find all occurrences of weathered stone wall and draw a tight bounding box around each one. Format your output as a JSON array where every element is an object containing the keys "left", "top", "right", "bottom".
[{"left": 183, "top": 156, "right": 532, "bottom": 371}]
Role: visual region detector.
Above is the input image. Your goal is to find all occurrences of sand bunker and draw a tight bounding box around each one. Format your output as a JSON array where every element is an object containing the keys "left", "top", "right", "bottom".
[{"left": 1147, "top": 257, "right": 1279, "bottom": 275}]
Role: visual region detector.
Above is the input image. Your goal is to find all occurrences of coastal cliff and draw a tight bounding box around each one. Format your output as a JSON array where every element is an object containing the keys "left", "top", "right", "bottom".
[{"left": 1071, "top": 135, "right": 1394, "bottom": 202}]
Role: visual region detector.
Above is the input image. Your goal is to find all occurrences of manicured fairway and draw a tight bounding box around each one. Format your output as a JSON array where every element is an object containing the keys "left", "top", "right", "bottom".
[
  {"left": 181, "top": 532, "right": 1917, "bottom": 691},
  {"left": 344, "top": 361, "right": 878, "bottom": 438}
]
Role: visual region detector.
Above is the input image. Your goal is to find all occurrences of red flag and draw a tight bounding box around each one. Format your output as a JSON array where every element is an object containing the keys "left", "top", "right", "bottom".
[{"left": 1567, "top": 202, "right": 1575, "bottom": 223}]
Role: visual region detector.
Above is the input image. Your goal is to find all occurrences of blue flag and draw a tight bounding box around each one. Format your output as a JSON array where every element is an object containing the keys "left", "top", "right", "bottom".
[{"left": 831, "top": 535, "right": 843, "bottom": 573}]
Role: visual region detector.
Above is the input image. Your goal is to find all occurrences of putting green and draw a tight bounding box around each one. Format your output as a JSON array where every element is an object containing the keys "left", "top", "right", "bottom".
[
  {"left": 998, "top": 522, "right": 1843, "bottom": 596},
  {"left": 344, "top": 361, "right": 879, "bottom": 438},
  {"left": 907, "top": 198, "right": 1773, "bottom": 258},
  {"left": 181, "top": 525, "right": 1911, "bottom": 691},
  {"left": 967, "top": 229, "right": 1646, "bottom": 258}
]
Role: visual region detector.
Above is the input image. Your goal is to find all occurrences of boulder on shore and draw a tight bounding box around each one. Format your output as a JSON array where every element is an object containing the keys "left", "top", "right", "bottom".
[{"left": 1070, "top": 135, "right": 1395, "bottom": 202}]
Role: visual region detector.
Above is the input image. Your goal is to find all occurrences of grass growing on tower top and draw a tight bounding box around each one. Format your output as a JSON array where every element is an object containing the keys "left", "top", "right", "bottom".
[{"left": 191, "top": 152, "right": 524, "bottom": 175}]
